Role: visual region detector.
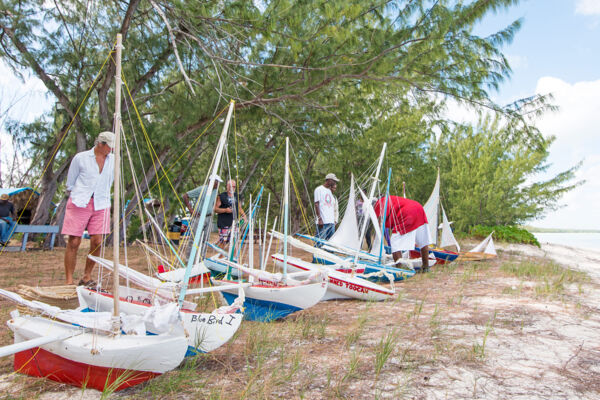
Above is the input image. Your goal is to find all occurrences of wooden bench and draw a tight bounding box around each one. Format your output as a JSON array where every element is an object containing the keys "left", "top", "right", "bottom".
[{"left": 5, "top": 225, "right": 60, "bottom": 252}]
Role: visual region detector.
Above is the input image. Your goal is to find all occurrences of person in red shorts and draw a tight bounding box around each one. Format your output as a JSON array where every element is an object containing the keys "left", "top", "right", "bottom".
[
  {"left": 374, "top": 195, "right": 433, "bottom": 271},
  {"left": 62, "top": 131, "right": 115, "bottom": 286}
]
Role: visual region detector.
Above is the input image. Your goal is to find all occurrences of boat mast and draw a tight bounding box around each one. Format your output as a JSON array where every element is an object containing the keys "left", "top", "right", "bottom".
[
  {"left": 355, "top": 143, "right": 386, "bottom": 264},
  {"left": 112, "top": 34, "right": 123, "bottom": 318},
  {"left": 378, "top": 168, "right": 392, "bottom": 263},
  {"left": 178, "top": 100, "right": 234, "bottom": 307},
  {"left": 282, "top": 137, "right": 290, "bottom": 282}
]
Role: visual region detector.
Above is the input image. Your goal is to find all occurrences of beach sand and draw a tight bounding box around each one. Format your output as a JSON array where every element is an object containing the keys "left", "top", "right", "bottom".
[{"left": 0, "top": 241, "right": 598, "bottom": 399}]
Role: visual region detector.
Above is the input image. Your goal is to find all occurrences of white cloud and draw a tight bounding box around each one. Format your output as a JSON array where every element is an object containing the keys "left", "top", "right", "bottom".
[
  {"left": 576, "top": 0, "right": 600, "bottom": 16},
  {"left": 534, "top": 77, "right": 600, "bottom": 156},
  {"left": 532, "top": 77, "right": 600, "bottom": 229},
  {"left": 442, "top": 76, "right": 600, "bottom": 230}
]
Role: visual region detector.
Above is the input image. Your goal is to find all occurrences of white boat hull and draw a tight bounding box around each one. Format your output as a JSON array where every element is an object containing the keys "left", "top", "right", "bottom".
[
  {"left": 273, "top": 254, "right": 394, "bottom": 302},
  {"left": 77, "top": 286, "right": 242, "bottom": 354},
  {"left": 212, "top": 279, "right": 327, "bottom": 322}
]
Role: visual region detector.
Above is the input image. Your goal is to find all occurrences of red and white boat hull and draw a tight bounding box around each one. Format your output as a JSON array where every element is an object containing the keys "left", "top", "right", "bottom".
[
  {"left": 7, "top": 315, "right": 187, "bottom": 391},
  {"left": 272, "top": 254, "right": 395, "bottom": 302}
]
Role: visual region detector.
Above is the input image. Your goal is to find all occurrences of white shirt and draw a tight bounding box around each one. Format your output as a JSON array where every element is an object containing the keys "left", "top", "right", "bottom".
[
  {"left": 314, "top": 185, "right": 335, "bottom": 225},
  {"left": 66, "top": 148, "right": 114, "bottom": 210}
]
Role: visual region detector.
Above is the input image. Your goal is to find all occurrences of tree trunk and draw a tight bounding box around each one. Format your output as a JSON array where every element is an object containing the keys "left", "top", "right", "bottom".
[{"left": 31, "top": 155, "right": 72, "bottom": 226}]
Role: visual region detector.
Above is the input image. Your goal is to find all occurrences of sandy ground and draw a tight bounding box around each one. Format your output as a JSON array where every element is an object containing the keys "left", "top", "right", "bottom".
[{"left": 0, "top": 240, "right": 598, "bottom": 399}]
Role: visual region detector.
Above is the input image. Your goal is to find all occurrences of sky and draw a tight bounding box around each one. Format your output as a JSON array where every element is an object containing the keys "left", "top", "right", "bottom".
[
  {"left": 1, "top": 0, "right": 599, "bottom": 229},
  {"left": 454, "top": 0, "right": 600, "bottom": 230}
]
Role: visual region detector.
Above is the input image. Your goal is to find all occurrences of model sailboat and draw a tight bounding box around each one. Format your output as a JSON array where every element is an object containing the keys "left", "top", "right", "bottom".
[
  {"left": 413, "top": 169, "right": 460, "bottom": 264},
  {"left": 78, "top": 100, "right": 245, "bottom": 354},
  {"left": 458, "top": 232, "right": 497, "bottom": 261},
  {"left": 212, "top": 138, "right": 328, "bottom": 322},
  {"left": 0, "top": 35, "right": 188, "bottom": 391}
]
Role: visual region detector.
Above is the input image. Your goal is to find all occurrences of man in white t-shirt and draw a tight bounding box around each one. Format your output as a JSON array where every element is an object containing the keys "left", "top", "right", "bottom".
[{"left": 314, "top": 173, "right": 339, "bottom": 243}]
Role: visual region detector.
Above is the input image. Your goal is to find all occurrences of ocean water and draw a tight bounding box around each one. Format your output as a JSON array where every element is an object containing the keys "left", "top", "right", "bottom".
[{"left": 533, "top": 232, "right": 600, "bottom": 251}]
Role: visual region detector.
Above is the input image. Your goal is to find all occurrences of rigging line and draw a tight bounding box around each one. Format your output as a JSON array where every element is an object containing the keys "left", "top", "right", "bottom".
[
  {"left": 124, "top": 79, "right": 229, "bottom": 191},
  {"left": 123, "top": 96, "right": 162, "bottom": 256},
  {"left": 121, "top": 120, "right": 155, "bottom": 272},
  {"left": 120, "top": 73, "right": 232, "bottom": 253},
  {"left": 249, "top": 140, "right": 285, "bottom": 200},
  {"left": 179, "top": 109, "right": 228, "bottom": 260},
  {"left": 287, "top": 143, "right": 313, "bottom": 234},
  {"left": 119, "top": 73, "right": 169, "bottom": 234},
  {"left": 289, "top": 163, "right": 313, "bottom": 236},
  {"left": 0, "top": 42, "right": 115, "bottom": 256},
  {"left": 233, "top": 103, "right": 240, "bottom": 201},
  {"left": 289, "top": 142, "right": 316, "bottom": 223},
  {"left": 120, "top": 116, "right": 149, "bottom": 245}
]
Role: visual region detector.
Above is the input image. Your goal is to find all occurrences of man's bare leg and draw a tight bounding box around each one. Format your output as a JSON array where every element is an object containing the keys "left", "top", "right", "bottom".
[
  {"left": 82, "top": 234, "right": 103, "bottom": 282},
  {"left": 65, "top": 235, "right": 82, "bottom": 284},
  {"left": 420, "top": 245, "right": 430, "bottom": 271}
]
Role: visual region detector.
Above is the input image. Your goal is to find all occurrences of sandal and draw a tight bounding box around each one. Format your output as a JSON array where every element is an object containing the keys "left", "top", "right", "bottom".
[{"left": 77, "top": 279, "right": 97, "bottom": 288}]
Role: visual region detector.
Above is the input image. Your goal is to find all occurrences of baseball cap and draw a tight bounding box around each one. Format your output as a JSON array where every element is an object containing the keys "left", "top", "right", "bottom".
[
  {"left": 325, "top": 173, "right": 339, "bottom": 182},
  {"left": 209, "top": 174, "right": 223, "bottom": 183},
  {"left": 97, "top": 131, "right": 115, "bottom": 148}
]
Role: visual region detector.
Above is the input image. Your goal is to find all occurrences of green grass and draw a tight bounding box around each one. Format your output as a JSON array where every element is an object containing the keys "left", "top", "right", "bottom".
[
  {"left": 345, "top": 309, "right": 370, "bottom": 348},
  {"left": 290, "top": 313, "right": 329, "bottom": 340},
  {"left": 472, "top": 311, "right": 496, "bottom": 360},
  {"left": 500, "top": 261, "right": 589, "bottom": 297},
  {"left": 374, "top": 328, "right": 398, "bottom": 379}
]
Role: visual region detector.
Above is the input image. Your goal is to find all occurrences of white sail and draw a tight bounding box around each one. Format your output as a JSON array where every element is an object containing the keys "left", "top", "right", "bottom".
[
  {"left": 484, "top": 238, "right": 497, "bottom": 255},
  {"left": 357, "top": 186, "right": 382, "bottom": 242},
  {"left": 329, "top": 174, "right": 360, "bottom": 249},
  {"left": 423, "top": 171, "right": 440, "bottom": 245},
  {"left": 440, "top": 204, "right": 460, "bottom": 251},
  {"left": 468, "top": 232, "right": 497, "bottom": 255}
]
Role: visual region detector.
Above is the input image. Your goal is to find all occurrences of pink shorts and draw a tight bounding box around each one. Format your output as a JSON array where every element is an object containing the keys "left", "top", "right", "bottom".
[{"left": 62, "top": 197, "right": 111, "bottom": 237}]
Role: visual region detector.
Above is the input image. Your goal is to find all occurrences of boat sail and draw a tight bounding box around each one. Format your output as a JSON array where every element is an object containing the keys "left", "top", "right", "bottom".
[
  {"left": 415, "top": 169, "right": 460, "bottom": 264},
  {"left": 0, "top": 35, "right": 188, "bottom": 391},
  {"left": 458, "top": 232, "right": 497, "bottom": 261}
]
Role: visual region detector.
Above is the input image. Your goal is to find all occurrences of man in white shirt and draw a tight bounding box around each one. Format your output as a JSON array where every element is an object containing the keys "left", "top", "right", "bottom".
[
  {"left": 314, "top": 173, "right": 339, "bottom": 242},
  {"left": 62, "top": 131, "right": 115, "bottom": 286}
]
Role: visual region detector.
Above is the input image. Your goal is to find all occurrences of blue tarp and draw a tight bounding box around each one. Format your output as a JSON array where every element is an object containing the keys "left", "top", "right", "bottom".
[
  {"left": 0, "top": 187, "right": 41, "bottom": 197},
  {"left": 0, "top": 187, "right": 57, "bottom": 208}
]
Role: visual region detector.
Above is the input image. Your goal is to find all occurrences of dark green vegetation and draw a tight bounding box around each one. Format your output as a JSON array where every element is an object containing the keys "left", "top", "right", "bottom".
[
  {"left": 0, "top": 0, "right": 579, "bottom": 236},
  {"left": 469, "top": 224, "right": 540, "bottom": 247}
]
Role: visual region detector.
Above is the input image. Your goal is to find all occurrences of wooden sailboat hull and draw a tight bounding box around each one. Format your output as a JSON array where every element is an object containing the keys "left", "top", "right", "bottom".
[
  {"left": 310, "top": 257, "right": 415, "bottom": 283},
  {"left": 8, "top": 315, "right": 187, "bottom": 391},
  {"left": 77, "top": 287, "right": 243, "bottom": 354},
  {"left": 14, "top": 346, "right": 159, "bottom": 391},
  {"left": 410, "top": 247, "right": 459, "bottom": 265},
  {"left": 272, "top": 255, "right": 395, "bottom": 302},
  {"left": 213, "top": 280, "right": 327, "bottom": 322}
]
